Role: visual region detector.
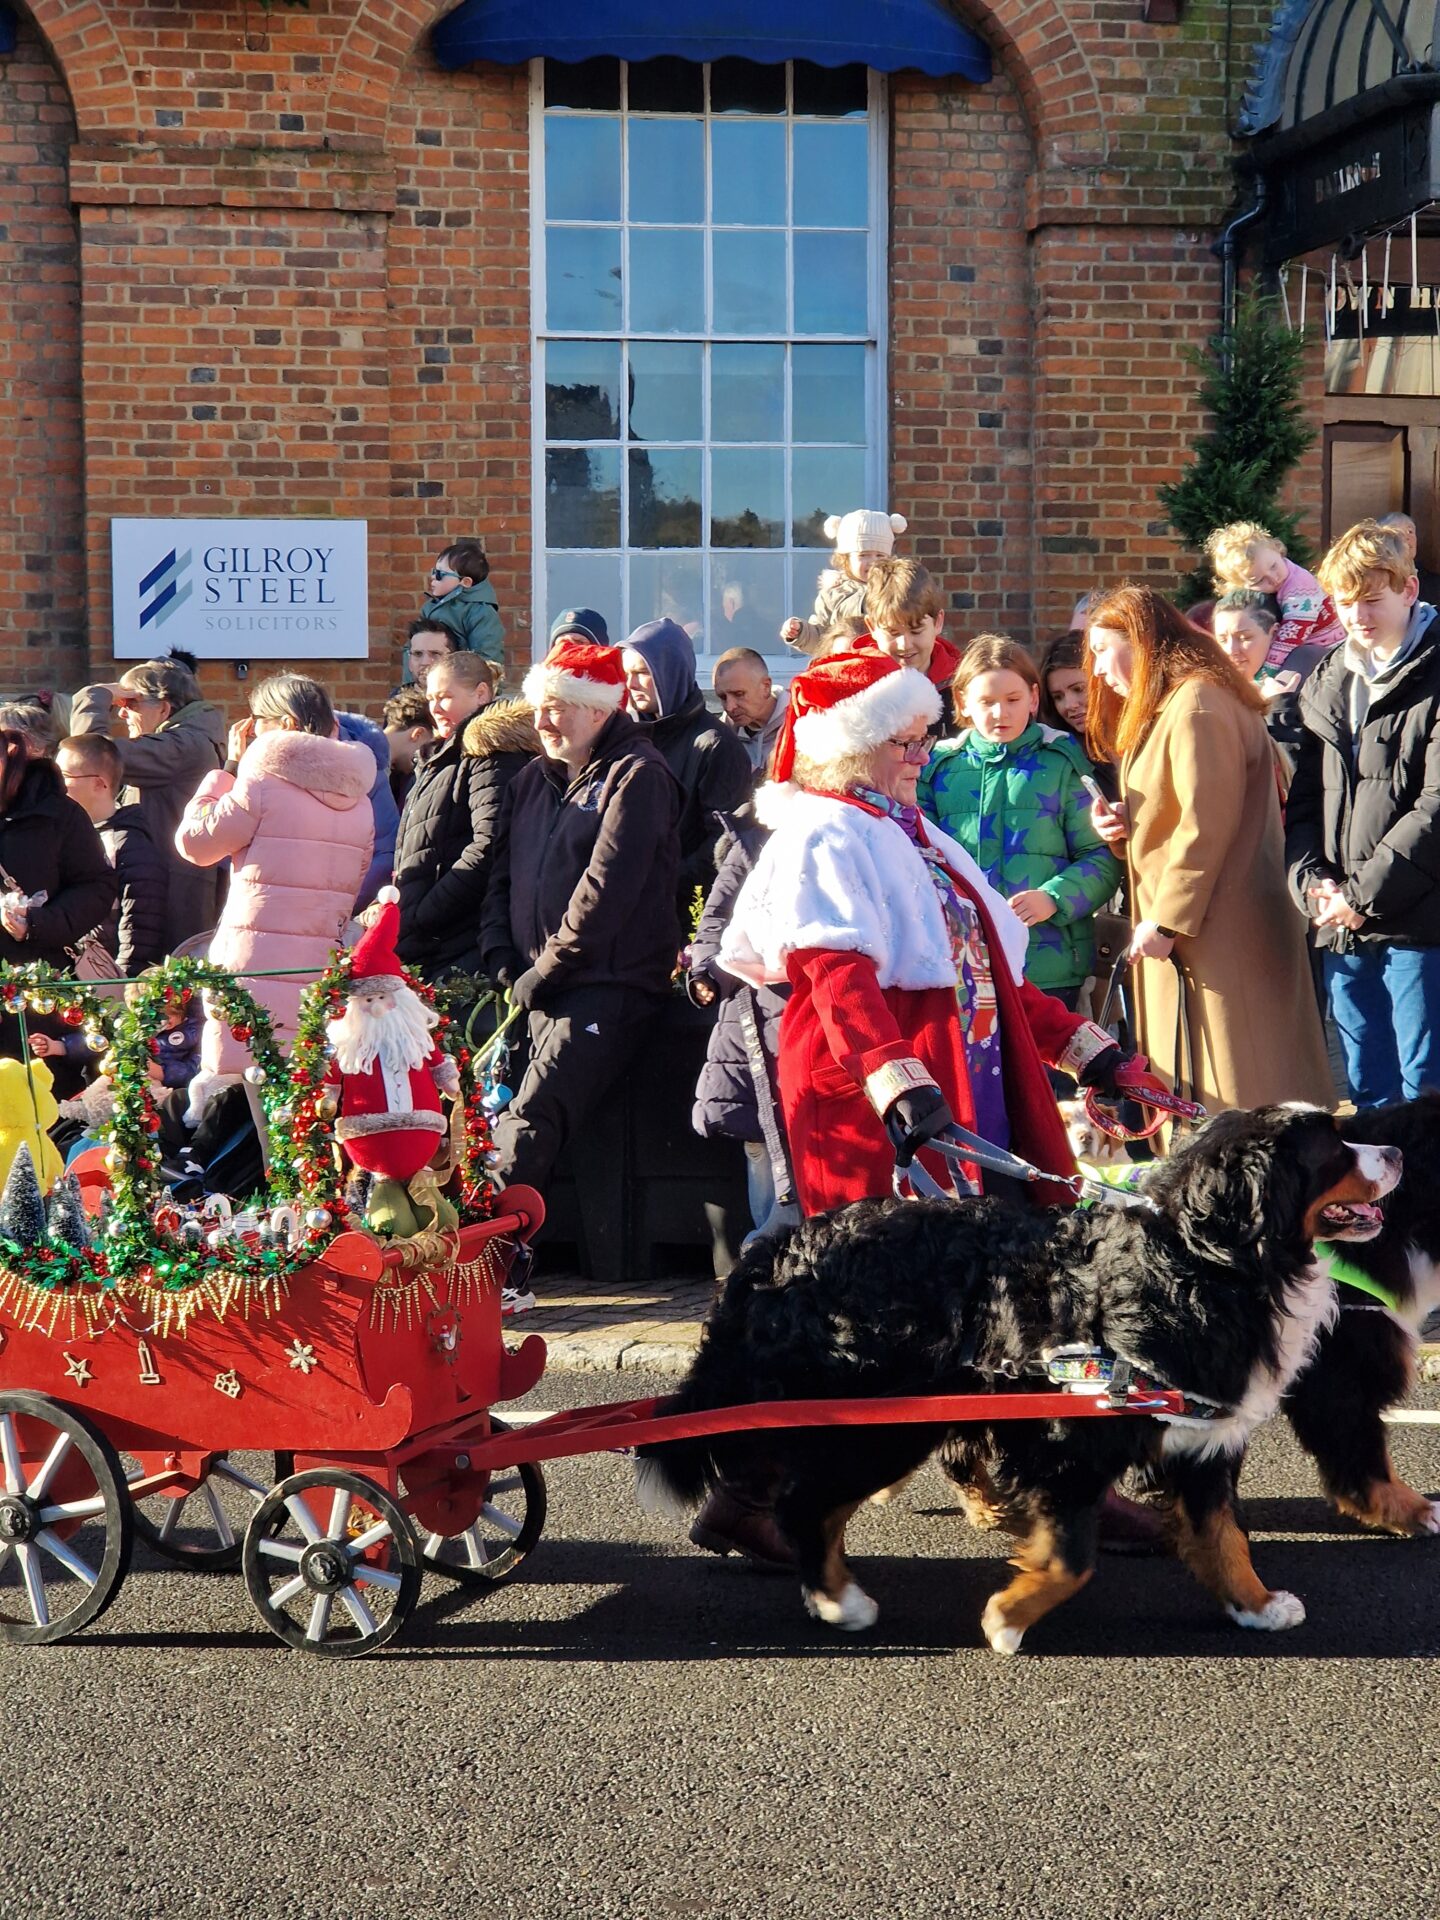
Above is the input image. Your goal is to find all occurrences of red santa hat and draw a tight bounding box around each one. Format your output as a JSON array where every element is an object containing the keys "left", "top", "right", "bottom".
[
  {"left": 521, "top": 636, "right": 628, "bottom": 713},
  {"left": 770, "top": 649, "right": 941, "bottom": 787},
  {"left": 348, "top": 896, "right": 407, "bottom": 994}
]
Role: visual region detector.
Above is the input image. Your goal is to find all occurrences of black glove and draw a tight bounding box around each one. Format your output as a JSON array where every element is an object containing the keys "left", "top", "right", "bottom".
[
  {"left": 1077, "top": 1044, "right": 1136, "bottom": 1096},
  {"left": 883, "top": 1085, "right": 953, "bottom": 1161},
  {"left": 484, "top": 951, "right": 523, "bottom": 993},
  {"left": 510, "top": 966, "right": 548, "bottom": 1012}
]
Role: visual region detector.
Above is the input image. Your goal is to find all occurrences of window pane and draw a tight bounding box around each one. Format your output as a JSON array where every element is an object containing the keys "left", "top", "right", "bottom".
[
  {"left": 711, "top": 121, "right": 785, "bottom": 226},
  {"left": 545, "top": 340, "right": 621, "bottom": 440},
  {"left": 712, "top": 230, "right": 787, "bottom": 334},
  {"left": 711, "top": 448, "right": 784, "bottom": 547},
  {"left": 629, "top": 230, "right": 705, "bottom": 332},
  {"left": 629, "top": 119, "right": 704, "bottom": 225},
  {"left": 629, "top": 449, "right": 702, "bottom": 547},
  {"left": 547, "top": 227, "right": 622, "bottom": 331},
  {"left": 545, "top": 59, "right": 621, "bottom": 111},
  {"left": 711, "top": 342, "right": 784, "bottom": 443},
  {"left": 711, "top": 554, "right": 786, "bottom": 656},
  {"left": 792, "top": 344, "right": 866, "bottom": 443},
  {"left": 710, "top": 58, "right": 786, "bottom": 116},
  {"left": 547, "top": 552, "right": 622, "bottom": 642},
  {"left": 628, "top": 57, "right": 704, "bottom": 114},
  {"left": 629, "top": 552, "right": 704, "bottom": 637},
  {"left": 792, "top": 62, "right": 867, "bottom": 118},
  {"left": 792, "top": 447, "right": 865, "bottom": 546},
  {"left": 546, "top": 447, "right": 621, "bottom": 547},
  {"left": 793, "top": 231, "right": 867, "bottom": 333},
  {"left": 793, "top": 123, "right": 868, "bottom": 228},
  {"left": 545, "top": 117, "right": 620, "bottom": 223},
  {"left": 628, "top": 341, "right": 703, "bottom": 441}
]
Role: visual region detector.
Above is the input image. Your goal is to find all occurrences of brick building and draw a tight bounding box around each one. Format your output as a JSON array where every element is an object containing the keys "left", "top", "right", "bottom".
[{"left": 0, "top": 0, "right": 1278, "bottom": 709}]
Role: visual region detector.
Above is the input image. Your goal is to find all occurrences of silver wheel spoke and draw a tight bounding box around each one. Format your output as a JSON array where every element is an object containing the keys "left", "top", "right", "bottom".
[
  {"left": 326, "top": 1487, "right": 351, "bottom": 1540},
  {"left": 38, "top": 1493, "right": 106, "bottom": 1524},
  {"left": 480, "top": 1502, "right": 523, "bottom": 1540},
  {"left": 0, "top": 1414, "right": 23, "bottom": 1497},
  {"left": 212, "top": 1459, "right": 267, "bottom": 1499},
  {"left": 464, "top": 1527, "right": 491, "bottom": 1568},
  {"left": 27, "top": 1431, "right": 73, "bottom": 1503},
  {"left": 268, "top": 1573, "right": 307, "bottom": 1610},
  {"left": 345, "top": 1519, "right": 393, "bottom": 1558},
  {"left": 487, "top": 1473, "right": 522, "bottom": 1497},
  {"left": 339, "top": 1585, "right": 379, "bottom": 1637},
  {"left": 305, "top": 1592, "right": 334, "bottom": 1643},
  {"left": 351, "top": 1563, "right": 401, "bottom": 1593},
  {"left": 423, "top": 1529, "right": 445, "bottom": 1557},
  {"left": 256, "top": 1537, "right": 305, "bottom": 1564},
  {"left": 283, "top": 1494, "right": 325, "bottom": 1545},
  {"left": 16, "top": 1543, "right": 48, "bottom": 1626},
  {"left": 157, "top": 1497, "right": 183, "bottom": 1543},
  {"left": 201, "top": 1481, "right": 236, "bottom": 1549},
  {"left": 35, "top": 1529, "right": 98, "bottom": 1588}
]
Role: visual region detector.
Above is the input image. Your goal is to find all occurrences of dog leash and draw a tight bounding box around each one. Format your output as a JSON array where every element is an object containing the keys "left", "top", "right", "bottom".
[
  {"left": 1086, "top": 955, "right": 1207, "bottom": 1141},
  {"left": 892, "top": 1123, "right": 1161, "bottom": 1214}
]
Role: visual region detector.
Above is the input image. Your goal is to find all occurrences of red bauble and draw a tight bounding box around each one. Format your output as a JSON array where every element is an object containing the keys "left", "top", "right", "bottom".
[{"left": 61, "top": 1005, "right": 86, "bottom": 1027}]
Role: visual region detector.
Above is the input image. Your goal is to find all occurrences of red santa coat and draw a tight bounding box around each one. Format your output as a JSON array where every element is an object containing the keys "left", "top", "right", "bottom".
[
  {"left": 331, "top": 1046, "right": 449, "bottom": 1183},
  {"left": 720, "top": 789, "right": 1102, "bottom": 1214}
]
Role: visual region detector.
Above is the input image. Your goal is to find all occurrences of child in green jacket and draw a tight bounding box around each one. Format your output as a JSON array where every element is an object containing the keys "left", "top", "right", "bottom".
[
  {"left": 417, "top": 538, "right": 505, "bottom": 676},
  {"left": 919, "top": 635, "right": 1122, "bottom": 1005}
]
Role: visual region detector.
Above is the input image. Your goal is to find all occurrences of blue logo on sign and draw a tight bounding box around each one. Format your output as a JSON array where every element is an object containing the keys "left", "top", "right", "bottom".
[{"left": 138, "top": 548, "right": 193, "bottom": 630}]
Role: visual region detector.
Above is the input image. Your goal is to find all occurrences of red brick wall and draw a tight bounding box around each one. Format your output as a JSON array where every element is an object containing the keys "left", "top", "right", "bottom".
[
  {"left": 0, "top": 10, "right": 84, "bottom": 691},
  {"left": 0, "top": 0, "right": 1301, "bottom": 711}
]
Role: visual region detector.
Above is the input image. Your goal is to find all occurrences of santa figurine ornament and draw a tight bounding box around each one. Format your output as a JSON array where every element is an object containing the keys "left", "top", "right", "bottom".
[{"left": 327, "top": 895, "right": 461, "bottom": 1237}]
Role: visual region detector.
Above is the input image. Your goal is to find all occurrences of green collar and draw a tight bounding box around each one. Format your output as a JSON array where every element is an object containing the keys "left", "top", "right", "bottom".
[{"left": 1315, "top": 1241, "right": 1401, "bottom": 1312}]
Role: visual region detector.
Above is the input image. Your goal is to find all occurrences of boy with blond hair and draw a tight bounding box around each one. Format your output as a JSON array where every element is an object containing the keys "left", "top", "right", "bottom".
[
  {"left": 1285, "top": 519, "right": 1440, "bottom": 1105},
  {"left": 856, "top": 557, "right": 962, "bottom": 730}
]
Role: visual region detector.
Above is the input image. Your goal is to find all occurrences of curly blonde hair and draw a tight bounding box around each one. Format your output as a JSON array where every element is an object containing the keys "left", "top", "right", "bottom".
[{"left": 1204, "top": 520, "right": 1284, "bottom": 587}]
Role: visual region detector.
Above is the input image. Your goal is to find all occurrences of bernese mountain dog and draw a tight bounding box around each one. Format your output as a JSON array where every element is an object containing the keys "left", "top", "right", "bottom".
[
  {"left": 636, "top": 1106, "right": 1399, "bottom": 1652},
  {"left": 1277, "top": 1093, "right": 1440, "bottom": 1537}
]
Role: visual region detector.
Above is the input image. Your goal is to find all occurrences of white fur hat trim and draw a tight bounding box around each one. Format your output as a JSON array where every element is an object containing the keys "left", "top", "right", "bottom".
[
  {"left": 521, "top": 665, "right": 626, "bottom": 712},
  {"left": 792, "top": 666, "right": 940, "bottom": 767}
]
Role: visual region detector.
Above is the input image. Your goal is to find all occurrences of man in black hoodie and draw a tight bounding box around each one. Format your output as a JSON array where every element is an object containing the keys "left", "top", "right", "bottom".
[
  {"left": 481, "top": 638, "right": 681, "bottom": 1226},
  {"left": 56, "top": 733, "right": 169, "bottom": 973},
  {"left": 621, "top": 619, "right": 753, "bottom": 913}
]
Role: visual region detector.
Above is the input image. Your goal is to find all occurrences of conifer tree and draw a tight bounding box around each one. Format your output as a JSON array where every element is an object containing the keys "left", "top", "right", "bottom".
[{"left": 1159, "top": 289, "right": 1317, "bottom": 603}]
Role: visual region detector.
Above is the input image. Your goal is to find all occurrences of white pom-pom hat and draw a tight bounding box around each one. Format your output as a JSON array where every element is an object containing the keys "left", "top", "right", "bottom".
[
  {"left": 771, "top": 648, "right": 939, "bottom": 787},
  {"left": 821, "top": 509, "right": 907, "bottom": 556}
]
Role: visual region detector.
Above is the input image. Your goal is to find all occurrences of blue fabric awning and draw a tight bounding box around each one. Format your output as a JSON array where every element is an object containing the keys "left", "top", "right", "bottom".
[
  {"left": 0, "top": 6, "right": 17, "bottom": 57},
  {"left": 431, "top": 0, "right": 992, "bottom": 83}
]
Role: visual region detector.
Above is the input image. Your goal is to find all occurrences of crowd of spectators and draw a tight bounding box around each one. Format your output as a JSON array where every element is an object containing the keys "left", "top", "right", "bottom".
[{"left": 2, "top": 512, "right": 1436, "bottom": 1311}]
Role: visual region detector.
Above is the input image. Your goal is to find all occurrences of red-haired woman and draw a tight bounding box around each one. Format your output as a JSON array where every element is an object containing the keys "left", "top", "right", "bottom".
[{"left": 1085, "top": 585, "right": 1332, "bottom": 1115}]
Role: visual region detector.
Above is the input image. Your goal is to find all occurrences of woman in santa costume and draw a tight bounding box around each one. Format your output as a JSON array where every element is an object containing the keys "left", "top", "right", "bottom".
[
  {"left": 718, "top": 649, "right": 1141, "bottom": 1215},
  {"left": 693, "top": 650, "right": 1167, "bottom": 1567}
]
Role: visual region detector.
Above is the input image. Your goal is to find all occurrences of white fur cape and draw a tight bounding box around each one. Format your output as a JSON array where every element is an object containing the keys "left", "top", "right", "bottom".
[{"left": 717, "top": 789, "right": 1029, "bottom": 992}]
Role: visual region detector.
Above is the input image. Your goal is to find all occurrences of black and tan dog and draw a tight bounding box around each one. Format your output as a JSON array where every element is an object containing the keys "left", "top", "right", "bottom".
[{"left": 637, "top": 1107, "right": 1400, "bottom": 1652}]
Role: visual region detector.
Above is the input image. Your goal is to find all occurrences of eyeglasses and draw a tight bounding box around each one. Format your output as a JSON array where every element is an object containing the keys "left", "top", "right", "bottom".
[
  {"left": 887, "top": 737, "right": 932, "bottom": 763},
  {"left": 428, "top": 567, "right": 459, "bottom": 582}
]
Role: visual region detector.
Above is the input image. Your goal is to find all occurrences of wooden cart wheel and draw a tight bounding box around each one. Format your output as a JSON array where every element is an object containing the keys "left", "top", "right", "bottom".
[
  {"left": 242, "top": 1467, "right": 419, "bottom": 1658},
  {"left": 412, "top": 1416, "right": 547, "bottom": 1590},
  {"left": 126, "top": 1453, "right": 292, "bottom": 1573},
  {"left": 0, "top": 1391, "right": 133, "bottom": 1647}
]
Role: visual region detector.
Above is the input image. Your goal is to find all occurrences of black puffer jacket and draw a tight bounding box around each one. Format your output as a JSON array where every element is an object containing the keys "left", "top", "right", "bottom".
[
  {"left": 480, "top": 711, "right": 680, "bottom": 999},
  {"left": 644, "top": 689, "right": 754, "bottom": 899},
  {"left": 0, "top": 761, "right": 117, "bottom": 968},
  {"left": 393, "top": 699, "right": 538, "bottom": 978},
  {"left": 689, "top": 805, "right": 790, "bottom": 1143},
  {"left": 99, "top": 803, "right": 170, "bottom": 974},
  {"left": 1286, "top": 605, "right": 1440, "bottom": 949}
]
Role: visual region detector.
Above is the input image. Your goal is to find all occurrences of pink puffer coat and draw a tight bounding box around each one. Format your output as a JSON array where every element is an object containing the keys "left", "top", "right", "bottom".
[{"left": 176, "top": 728, "right": 375, "bottom": 1084}]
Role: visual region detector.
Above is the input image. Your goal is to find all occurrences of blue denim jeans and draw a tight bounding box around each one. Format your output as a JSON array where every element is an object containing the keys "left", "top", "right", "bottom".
[{"left": 1324, "top": 944, "right": 1440, "bottom": 1108}]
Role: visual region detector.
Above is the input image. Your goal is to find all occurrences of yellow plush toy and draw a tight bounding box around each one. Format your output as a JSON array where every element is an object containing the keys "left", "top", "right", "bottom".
[{"left": 0, "top": 1057, "right": 63, "bottom": 1194}]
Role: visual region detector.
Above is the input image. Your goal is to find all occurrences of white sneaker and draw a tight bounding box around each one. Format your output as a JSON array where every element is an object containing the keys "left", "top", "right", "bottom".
[{"left": 501, "top": 1286, "right": 537, "bottom": 1317}]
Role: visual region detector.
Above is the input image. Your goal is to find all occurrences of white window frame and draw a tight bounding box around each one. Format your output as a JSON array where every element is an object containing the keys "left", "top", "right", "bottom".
[{"left": 528, "top": 56, "right": 889, "bottom": 675}]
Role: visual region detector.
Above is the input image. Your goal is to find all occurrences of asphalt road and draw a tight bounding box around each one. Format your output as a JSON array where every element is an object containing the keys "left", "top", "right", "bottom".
[{"left": 4, "top": 1374, "right": 1439, "bottom": 1920}]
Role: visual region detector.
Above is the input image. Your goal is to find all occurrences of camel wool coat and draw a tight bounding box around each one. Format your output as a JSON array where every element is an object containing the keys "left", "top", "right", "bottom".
[{"left": 1120, "top": 676, "right": 1332, "bottom": 1117}]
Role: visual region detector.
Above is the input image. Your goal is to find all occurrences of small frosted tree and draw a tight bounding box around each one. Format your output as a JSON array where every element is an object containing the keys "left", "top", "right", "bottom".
[{"left": 1159, "top": 288, "right": 1317, "bottom": 604}]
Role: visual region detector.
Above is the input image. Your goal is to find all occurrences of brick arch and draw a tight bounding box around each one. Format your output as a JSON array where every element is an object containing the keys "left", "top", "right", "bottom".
[
  {"left": 19, "top": 0, "right": 138, "bottom": 137},
  {"left": 326, "top": 0, "right": 1108, "bottom": 160},
  {"left": 952, "top": 0, "right": 1109, "bottom": 167}
]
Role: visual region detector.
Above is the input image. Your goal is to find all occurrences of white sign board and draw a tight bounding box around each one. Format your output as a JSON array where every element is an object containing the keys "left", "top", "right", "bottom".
[{"left": 110, "top": 518, "right": 369, "bottom": 660}]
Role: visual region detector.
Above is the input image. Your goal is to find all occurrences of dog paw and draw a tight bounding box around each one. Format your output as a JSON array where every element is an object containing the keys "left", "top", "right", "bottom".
[
  {"left": 1227, "top": 1589, "right": 1306, "bottom": 1631},
  {"left": 804, "top": 1582, "right": 879, "bottom": 1632},
  {"left": 1419, "top": 1499, "right": 1440, "bottom": 1536},
  {"left": 980, "top": 1598, "right": 1024, "bottom": 1655}
]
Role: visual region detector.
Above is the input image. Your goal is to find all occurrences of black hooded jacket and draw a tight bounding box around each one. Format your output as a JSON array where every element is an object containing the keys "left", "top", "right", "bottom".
[
  {"left": 99, "top": 802, "right": 170, "bottom": 974},
  {"left": 0, "top": 761, "right": 117, "bottom": 968},
  {"left": 480, "top": 710, "right": 681, "bottom": 998},
  {"left": 1286, "top": 605, "right": 1440, "bottom": 949}
]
